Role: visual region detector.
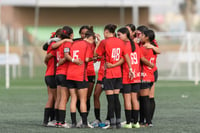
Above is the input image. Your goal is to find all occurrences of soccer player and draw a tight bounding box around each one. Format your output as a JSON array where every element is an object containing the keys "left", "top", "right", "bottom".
[
  {"left": 54, "top": 26, "right": 74, "bottom": 128},
  {"left": 66, "top": 30, "right": 94, "bottom": 128},
  {"left": 94, "top": 24, "right": 133, "bottom": 129},
  {"left": 125, "top": 24, "right": 136, "bottom": 40},
  {"left": 136, "top": 26, "right": 160, "bottom": 125},
  {"left": 139, "top": 29, "right": 157, "bottom": 127},
  {"left": 143, "top": 38, "right": 160, "bottom": 121},
  {"left": 108, "top": 27, "right": 154, "bottom": 128},
  {"left": 43, "top": 28, "right": 62, "bottom": 126}
]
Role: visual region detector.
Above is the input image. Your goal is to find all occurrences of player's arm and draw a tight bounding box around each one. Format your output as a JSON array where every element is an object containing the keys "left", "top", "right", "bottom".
[
  {"left": 44, "top": 53, "right": 53, "bottom": 65},
  {"left": 144, "top": 43, "right": 161, "bottom": 54},
  {"left": 51, "top": 39, "right": 73, "bottom": 49},
  {"left": 106, "top": 58, "right": 124, "bottom": 68},
  {"left": 94, "top": 34, "right": 101, "bottom": 57},
  {"left": 64, "top": 52, "right": 83, "bottom": 65},
  {"left": 140, "top": 57, "right": 154, "bottom": 68},
  {"left": 124, "top": 53, "right": 135, "bottom": 79}
]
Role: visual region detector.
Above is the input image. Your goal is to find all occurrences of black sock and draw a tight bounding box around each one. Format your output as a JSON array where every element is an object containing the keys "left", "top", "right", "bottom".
[
  {"left": 140, "top": 96, "right": 151, "bottom": 124},
  {"left": 131, "top": 110, "right": 134, "bottom": 123},
  {"left": 55, "top": 109, "right": 59, "bottom": 122},
  {"left": 81, "top": 112, "right": 88, "bottom": 125},
  {"left": 106, "top": 95, "right": 115, "bottom": 122},
  {"left": 58, "top": 110, "right": 66, "bottom": 124},
  {"left": 76, "top": 100, "right": 81, "bottom": 116},
  {"left": 139, "top": 96, "right": 145, "bottom": 123},
  {"left": 87, "top": 98, "right": 90, "bottom": 116},
  {"left": 94, "top": 108, "right": 101, "bottom": 121},
  {"left": 150, "top": 98, "right": 156, "bottom": 120},
  {"left": 43, "top": 108, "right": 51, "bottom": 124},
  {"left": 125, "top": 110, "right": 132, "bottom": 124},
  {"left": 106, "top": 105, "right": 110, "bottom": 121},
  {"left": 133, "top": 110, "right": 139, "bottom": 124},
  {"left": 50, "top": 108, "right": 55, "bottom": 121},
  {"left": 71, "top": 112, "right": 76, "bottom": 125},
  {"left": 114, "top": 94, "right": 121, "bottom": 120}
]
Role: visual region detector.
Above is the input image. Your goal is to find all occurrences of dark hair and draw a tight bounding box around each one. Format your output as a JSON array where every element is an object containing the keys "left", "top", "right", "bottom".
[
  {"left": 104, "top": 24, "right": 117, "bottom": 34},
  {"left": 144, "top": 30, "right": 155, "bottom": 43},
  {"left": 79, "top": 25, "right": 93, "bottom": 34},
  {"left": 42, "top": 42, "right": 48, "bottom": 51},
  {"left": 43, "top": 28, "right": 62, "bottom": 51},
  {"left": 85, "top": 30, "right": 95, "bottom": 39},
  {"left": 137, "top": 25, "right": 148, "bottom": 33},
  {"left": 126, "top": 24, "right": 136, "bottom": 32},
  {"left": 61, "top": 26, "right": 73, "bottom": 39},
  {"left": 118, "top": 27, "right": 135, "bottom": 52}
]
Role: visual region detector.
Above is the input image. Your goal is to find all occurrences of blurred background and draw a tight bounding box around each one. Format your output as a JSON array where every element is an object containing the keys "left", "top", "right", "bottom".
[{"left": 0, "top": 0, "right": 200, "bottom": 87}]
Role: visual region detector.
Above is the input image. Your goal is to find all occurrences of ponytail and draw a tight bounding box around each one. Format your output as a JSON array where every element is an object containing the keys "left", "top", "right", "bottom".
[{"left": 118, "top": 27, "right": 135, "bottom": 52}]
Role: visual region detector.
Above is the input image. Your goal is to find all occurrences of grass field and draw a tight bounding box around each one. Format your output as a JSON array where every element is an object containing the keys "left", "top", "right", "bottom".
[{"left": 0, "top": 72, "right": 200, "bottom": 133}]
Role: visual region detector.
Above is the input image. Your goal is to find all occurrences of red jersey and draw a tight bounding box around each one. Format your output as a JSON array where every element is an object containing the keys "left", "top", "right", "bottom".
[
  {"left": 45, "top": 42, "right": 56, "bottom": 76},
  {"left": 67, "top": 40, "right": 93, "bottom": 81},
  {"left": 87, "top": 43, "right": 96, "bottom": 76},
  {"left": 96, "top": 37, "right": 124, "bottom": 79},
  {"left": 56, "top": 42, "right": 72, "bottom": 75},
  {"left": 97, "top": 56, "right": 105, "bottom": 81},
  {"left": 140, "top": 44, "right": 156, "bottom": 82},
  {"left": 122, "top": 41, "right": 143, "bottom": 84},
  {"left": 152, "top": 39, "right": 158, "bottom": 72}
]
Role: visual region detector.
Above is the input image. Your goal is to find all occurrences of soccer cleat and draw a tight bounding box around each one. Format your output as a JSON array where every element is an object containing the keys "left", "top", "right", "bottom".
[
  {"left": 90, "top": 119, "right": 100, "bottom": 128},
  {"left": 87, "top": 122, "right": 94, "bottom": 128},
  {"left": 121, "top": 121, "right": 127, "bottom": 126},
  {"left": 70, "top": 123, "right": 77, "bottom": 128},
  {"left": 102, "top": 124, "right": 113, "bottom": 129},
  {"left": 122, "top": 123, "right": 132, "bottom": 129},
  {"left": 57, "top": 122, "right": 71, "bottom": 128},
  {"left": 80, "top": 124, "right": 90, "bottom": 128},
  {"left": 146, "top": 123, "right": 154, "bottom": 127},
  {"left": 47, "top": 120, "right": 57, "bottom": 127},
  {"left": 76, "top": 119, "right": 82, "bottom": 128},
  {"left": 104, "top": 120, "right": 110, "bottom": 126},
  {"left": 132, "top": 122, "right": 140, "bottom": 128}
]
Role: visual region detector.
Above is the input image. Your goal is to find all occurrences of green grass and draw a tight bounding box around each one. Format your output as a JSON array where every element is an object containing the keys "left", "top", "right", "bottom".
[{"left": 0, "top": 77, "right": 200, "bottom": 133}]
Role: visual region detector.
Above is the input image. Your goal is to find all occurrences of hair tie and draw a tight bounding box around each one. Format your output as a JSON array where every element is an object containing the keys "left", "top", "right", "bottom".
[
  {"left": 51, "top": 32, "right": 56, "bottom": 38},
  {"left": 63, "top": 30, "right": 67, "bottom": 34}
]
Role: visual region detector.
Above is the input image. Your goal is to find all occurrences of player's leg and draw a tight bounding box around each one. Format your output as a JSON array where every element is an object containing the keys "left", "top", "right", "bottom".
[
  {"left": 78, "top": 87, "right": 88, "bottom": 127},
  {"left": 43, "top": 76, "right": 57, "bottom": 126},
  {"left": 87, "top": 76, "right": 95, "bottom": 116},
  {"left": 139, "top": 83, "right": 152, "bottom": 126},
  {"left": 69, "top": 88, "right": 77, "bottom": 127},
  {"left": 93, "top": 82, "right": 102, "bottom": 122},
  {"left": 131, "top": 83, "right": 140, "bottom": 128},
  {"left": 121, "top": 84, "right": 132, "bottom": 128}
]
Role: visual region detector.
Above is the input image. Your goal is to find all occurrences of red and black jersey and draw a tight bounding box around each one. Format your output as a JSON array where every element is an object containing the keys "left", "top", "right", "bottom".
[
  {"left": 96, "top": 37, "right": 124, "bottom": 79},
  {"left": 45, "top": 42, "right": 56, "bottom": 76},
  {"left": 67, "top": 40, "right": 93, "bottom": 81},
  {"left": 56, "top": 42, "right": 72, "bottom": 75},
  {"left": 122, "top": 41, "right": 143, "bottom": 84}
]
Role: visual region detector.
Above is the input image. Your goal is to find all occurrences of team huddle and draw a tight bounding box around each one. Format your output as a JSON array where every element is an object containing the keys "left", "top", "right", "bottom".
[{"left": 42, "top": 24, "right": 160, "bottom": 129}]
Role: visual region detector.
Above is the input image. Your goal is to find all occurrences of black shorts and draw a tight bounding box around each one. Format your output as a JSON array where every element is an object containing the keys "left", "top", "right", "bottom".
[
  {"left": 140, "top": 82, "right": 153, "bottom": 90},
  {"left": 45, "top": 76, "right": 57, "bottom": 89},
  {"left": 67, "top": 80, "right": 89, "bottom": 89},
  {"left": 122, "top": 83, "right": 140, "bottom": 93},
  {"left": 55, "top": 75, "right": 67, "bottom": 87},
  {"left": 154, "top": 70, "right": 158, "bottom": 82},
  {"left": 88, "top": 76, "right": 96, "bottom": 83},
  {"left": 103, "top": 78, "right": 122, "bottom": 91}
]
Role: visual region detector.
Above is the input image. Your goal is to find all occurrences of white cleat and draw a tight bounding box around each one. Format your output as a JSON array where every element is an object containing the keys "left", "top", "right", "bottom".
[{"left": 47, "top": 120, "right": 57, "bottom": 127}]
